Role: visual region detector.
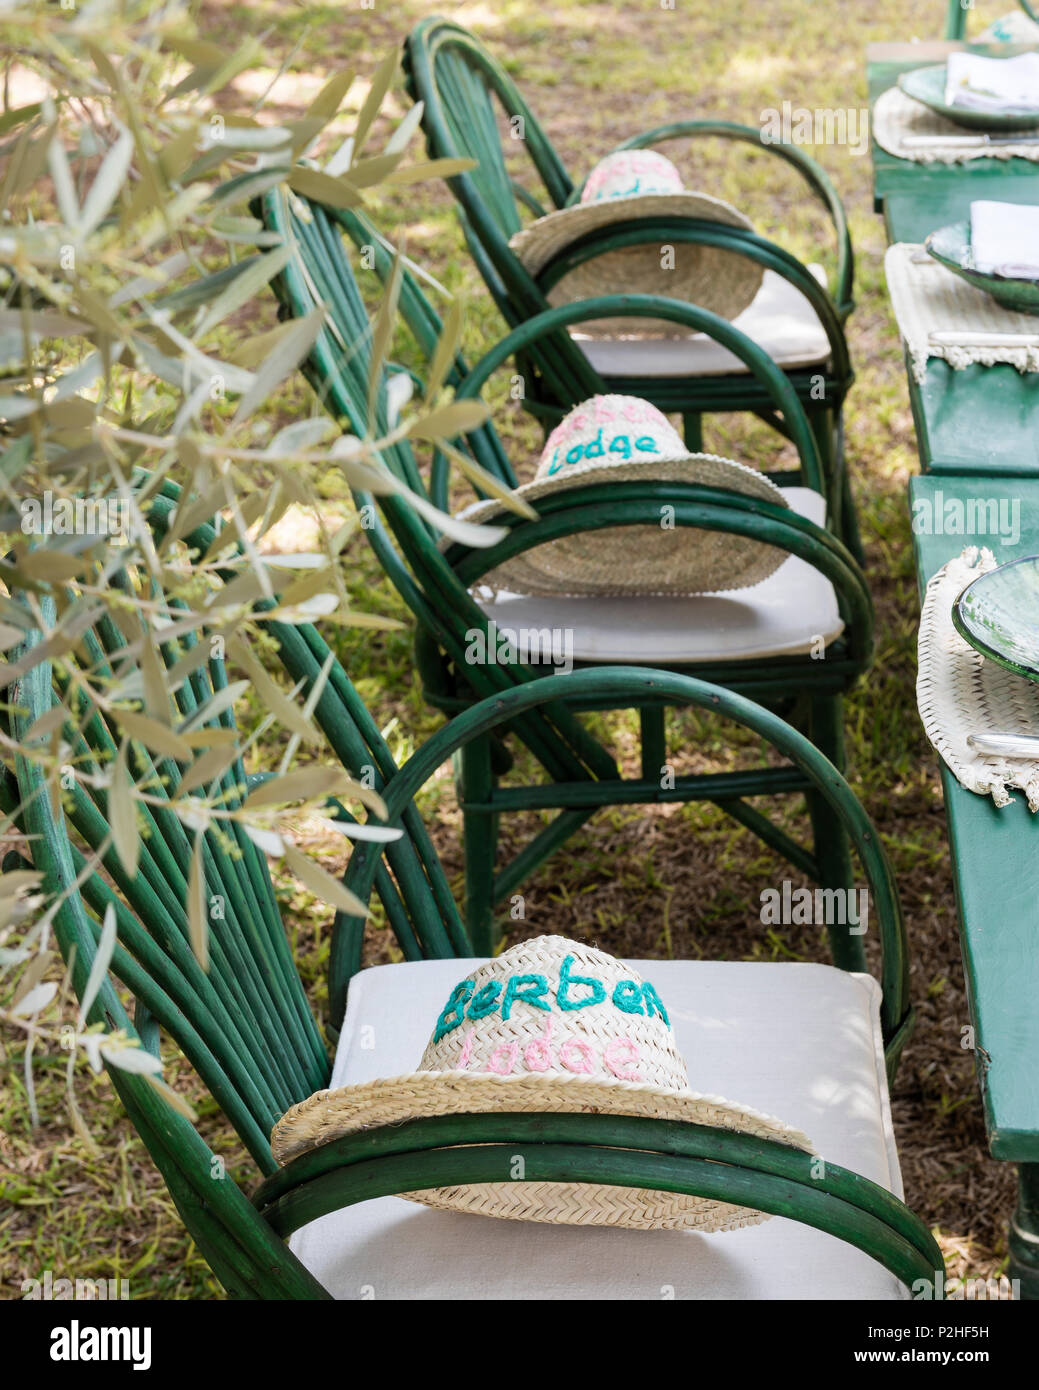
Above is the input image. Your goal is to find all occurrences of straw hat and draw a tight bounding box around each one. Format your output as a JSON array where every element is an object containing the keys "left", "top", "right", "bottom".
[
  {"left": 451, "top": 394, "right": 791, "bottom": 598},
  {"left": 271, "top": 935, "right": 813, "bottom": 1231},
  {"left": 510, "top": 150, "right": 764, "bottom": 336}
]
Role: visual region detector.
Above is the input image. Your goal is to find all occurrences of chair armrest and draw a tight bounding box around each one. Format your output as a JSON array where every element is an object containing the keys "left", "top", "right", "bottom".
[
  {"left": 442, "top": 481, "right": 871, "bottom": 638},
  {"left": 254, "top": 1111, "right": 943, "bottom": 1294},
  {"left": 343, "top": 663, "right": 908, "bottom": 1050},
  {"left": 458, "top": 292, "right": 826, "bottom": 492},
  {"left": 607, "top": 120, "right": 855, "bottom": 318},
  {"left": 533, "top": 218, "right": 852, "bottom": 389}
]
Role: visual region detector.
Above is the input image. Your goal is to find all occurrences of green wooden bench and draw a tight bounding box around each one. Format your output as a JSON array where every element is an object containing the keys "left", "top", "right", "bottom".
[
  {"left": 869, "top": 38, "right": 1039, "bottom": 1295},
  {"left": 4, "top": 493, "right": 940, "bottom": 1297},
  {"left": 261, "top": 188, "right": 875, "bottom": 960},
  {"left": 909, "top": 475, "right": 1039, "bottom": 1298},
  {"left": 868, "top": 41, "right": 1039, "bottom": 476}
]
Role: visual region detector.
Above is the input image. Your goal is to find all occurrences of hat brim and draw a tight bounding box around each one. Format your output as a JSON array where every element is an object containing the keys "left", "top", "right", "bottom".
[
  {"left": 445, "top": 453, "right": 792, "bottom": 598},
  {"left": 270, "top": 1069, "right": 813, "bottom": 1233},
  {"left": 510, "top": 192, "right": 764, "bottom": 333}
]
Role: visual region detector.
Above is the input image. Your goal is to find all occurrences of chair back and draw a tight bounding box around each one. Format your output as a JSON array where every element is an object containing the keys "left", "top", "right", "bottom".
[
  {"left": 4, "top": 502, "right": 471, "bottom": 1165},
  {"left": 404, "top": 18, "right": 572, "bottom": 250}
]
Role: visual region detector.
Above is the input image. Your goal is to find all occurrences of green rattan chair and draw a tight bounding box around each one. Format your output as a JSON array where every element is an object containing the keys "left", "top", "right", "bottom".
[
  {"left": 5, "top": 510, "right": 937, "bottom": 1297},
  {"left": 260, "top": 187, "right": 874, "bottom": 962},
  {"left": 402, "top": 16, "right": 861, "bottom": 554}
]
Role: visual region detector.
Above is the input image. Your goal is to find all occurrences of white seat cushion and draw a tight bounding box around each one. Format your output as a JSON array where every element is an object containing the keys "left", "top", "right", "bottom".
[
  {"left": 575, "top": 265, "right": 831, "bottom": 379},
  {"left": 287, "top": 958, "right": 906, "bottom": 1300},
  {"left": 473, "top": 487, "right": 843, "bottom": 663}
]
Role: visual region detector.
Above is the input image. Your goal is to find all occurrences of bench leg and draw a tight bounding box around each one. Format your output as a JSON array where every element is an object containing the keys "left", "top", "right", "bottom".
[{"left": 1010, "top": 1163, "right": 1039, "bottom": 1300}]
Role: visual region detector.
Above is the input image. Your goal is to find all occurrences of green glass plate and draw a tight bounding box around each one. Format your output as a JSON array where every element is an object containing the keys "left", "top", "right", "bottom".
[
  {"left": 953, "top": 555, "right": 1039, "bottom": 681},
  {"left": 925, "top": 220, "right": 1039, "bottom": 314},
  {"left": 898, "top": 63, "right": 1039, "bottom": 131}
]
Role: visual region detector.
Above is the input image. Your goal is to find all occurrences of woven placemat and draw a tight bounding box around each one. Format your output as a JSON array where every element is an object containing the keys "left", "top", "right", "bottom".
[
  {"left": 979, "top": 11, "right": 1039, "bottom": 45},
  {"left": 884, "top": 243, "right": 1039, "bottom": 383},
  {"left": 917, "top": 546, "right": 1039, "bottom": 811},
  {"left": 873, "top": 85, "right": 1039, "bottom": 164}
]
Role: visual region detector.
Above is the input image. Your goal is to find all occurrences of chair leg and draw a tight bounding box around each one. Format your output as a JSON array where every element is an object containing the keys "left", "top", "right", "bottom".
[
  {"left": 810, "top": 403, "right": 840, "bottom": 530},
  {"left": 806, "top": 694, "right": 867, "bottom": 973},
  {"left": 834, "top": 408, "right": 865, "bottom": 565},
  {"left": 809, "top": 402, "right": 864, "bottom": 564},
  {"left": 840, "top": 468, "right": 865, "bottom": 566},
  {"left": 682, "top": 412, "right": 704, "bottom": 451},
  {"left": 457, "top": 735, "right": 498, "bottom": 956},
  {"left": 640, "top": 704, "right": 667, "bottom": 785}
]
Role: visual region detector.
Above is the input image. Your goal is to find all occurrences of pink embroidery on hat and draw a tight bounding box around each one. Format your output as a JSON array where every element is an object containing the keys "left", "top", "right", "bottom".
[
  {"left": 604, "top": 1038, "right": 643, "bottom": 1081},
  {"left": 533, "top": 394, "right": 685, "bottom": 482},
  {"left": 580, "top": 150, "right": 685, "bottom": 205},
  {"left": 487, "top": 1040, "right": 519, "bottom": 1075},
  {"left": 559, "top": 1038, "right": 596, "bottom": 1074},
  {"left": 523, "top": 1016, "right": 554, "bottom": 1071},
  {"left": 457, "top": 1027, "right": 476, "bottom": 1069}
]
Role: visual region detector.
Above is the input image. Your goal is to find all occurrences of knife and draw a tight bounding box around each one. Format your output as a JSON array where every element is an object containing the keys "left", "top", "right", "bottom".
[{"left": 967, "top": 732, "right": 1039, "bottom": 758}]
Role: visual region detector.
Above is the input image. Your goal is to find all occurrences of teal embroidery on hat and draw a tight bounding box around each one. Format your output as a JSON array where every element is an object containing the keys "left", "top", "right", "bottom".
[
  {"left": 433, "top": 961, "right": 672, "bottom": 1033},
  {"left": 434, "top": 981, "right": 475, "bottom": 1043},
  {"left": 467, "top": 980, "right": 503, "bottom": 1020},
  {"left": 595, "top": 177, "right": 640, "bottom": 200},
  {"left": 501, "top": 972, "right": 551, "bottom": 1020},
  {"left": 556, "top": 431, "right": 665, "bottom": 469},
  {"left": 641, "top": 982, "right": 670, "bottom": 1026},
  {"left": 584, "top": 429, "right": 604, "bottom": 459},
  {"left": 612, "top": 980, "right": 645, "bottom": 1015},
  {"left": 556, "top": 954, "right": 607, "bottom": 1011}
]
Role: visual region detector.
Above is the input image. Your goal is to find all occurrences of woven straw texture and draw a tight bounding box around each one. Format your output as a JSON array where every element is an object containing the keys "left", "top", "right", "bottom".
[
  {"left": 884, "top": 243, "right": 1039, "bottom": 383},
  {"left": 509, "top": 192, "right": 763, "bottom": 336},
  {"left": 449, "top": 452, "right": 790, "bottom": 598},
  {"left": 271, "top": 937, "right": 813, "bottom": 1232},
  {"left": 873, "top": 86, "right": 1039, "bottom": 164},
  {"left": 917, "top": 546, "right": 1039, "bottom": 810}
]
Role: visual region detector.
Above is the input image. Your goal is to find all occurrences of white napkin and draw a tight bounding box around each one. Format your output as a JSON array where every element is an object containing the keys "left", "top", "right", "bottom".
[
  {"left": 946, "top": 52, "right": 1039, "bottom": 111},
  {"left": 970, "top": 200, "right": 1039, "bottom": 277}
]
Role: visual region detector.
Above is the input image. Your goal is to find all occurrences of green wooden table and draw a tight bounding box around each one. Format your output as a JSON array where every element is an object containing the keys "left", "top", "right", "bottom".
[
  {"left": 870, "top": 45, "right": 1039, "bottom": 1295},
  {"left": 868, "top": 42, "right": 1039, "bottom": 477}
]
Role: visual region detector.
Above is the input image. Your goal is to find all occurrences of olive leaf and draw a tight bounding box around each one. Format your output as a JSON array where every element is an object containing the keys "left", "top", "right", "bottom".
[
  {"left": 282, "top": 842, "right": 369, "bottom": 919},
  {"left": 110, "top": 740, "right": 141, "bottom": 878},
  {"left": 187, "top": 832, "right": 209, "bottom": 972}
]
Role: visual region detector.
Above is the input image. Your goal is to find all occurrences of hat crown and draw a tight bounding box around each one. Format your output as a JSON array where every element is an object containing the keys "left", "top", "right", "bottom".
[
  {"left": 420, "top": 935, "right": 690, "bottom": 1092},
  {"left": 581, "top": 150, "right": 685, "bottom": 205},
  {"left": 535, "top": 394, "right": 685, "bottom": 483}
]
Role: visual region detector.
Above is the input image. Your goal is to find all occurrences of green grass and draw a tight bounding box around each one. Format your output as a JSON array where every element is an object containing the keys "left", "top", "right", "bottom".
[{"left": 1, "top": 0, "right": 1022, "bottom": 1300}]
